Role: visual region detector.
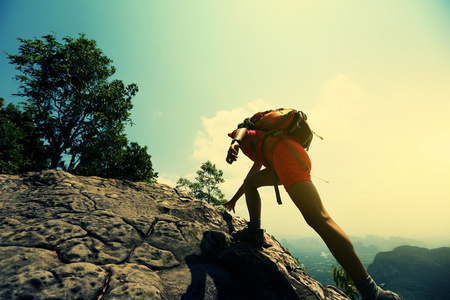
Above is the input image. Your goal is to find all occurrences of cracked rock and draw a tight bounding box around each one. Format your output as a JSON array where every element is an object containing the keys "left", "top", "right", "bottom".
[
  {"left": 0, "top": 170, "right": 349, "bottom": 299},
  {"left": 103, "top": 263, "right": 164, "bottom": 299},
  {"left": 129, "top": 242, "right": 180, "bottom": 269}
]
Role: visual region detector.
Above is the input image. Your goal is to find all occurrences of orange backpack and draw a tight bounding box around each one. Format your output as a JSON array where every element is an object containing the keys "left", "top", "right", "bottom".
[
  {"left": 238, "top": 108, "right": 320, "bottom": 204},
  {"left": 240, "top": 108, "right": 314, "bottom": 149}
]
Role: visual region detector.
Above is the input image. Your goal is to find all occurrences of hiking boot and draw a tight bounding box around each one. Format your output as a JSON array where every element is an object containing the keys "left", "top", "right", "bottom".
[
  {"left": 373, "top": 289, "right": 405, "bottom": 300},
  {"left": 232, "top": 225, "right": 266, "bottom": 247},
  {"left": 362, "top": 288, "right": 405, "bottom": 300}
]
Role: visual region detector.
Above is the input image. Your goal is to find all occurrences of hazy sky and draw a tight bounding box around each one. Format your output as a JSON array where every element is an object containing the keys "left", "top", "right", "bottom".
[{"left": 1, "top": 0, "right": 449, "bottom": 245}]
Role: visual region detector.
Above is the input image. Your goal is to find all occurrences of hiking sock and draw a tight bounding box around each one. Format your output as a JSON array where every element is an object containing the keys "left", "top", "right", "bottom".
[
  {"left": 355, "top": 276, "right": 404, "bottom": 300},
  {"left": 355, "top": 276, "right": 379, "bottom": 300},
  {"left": 249, "top": 219, "right": 261, "bottom": 229}
]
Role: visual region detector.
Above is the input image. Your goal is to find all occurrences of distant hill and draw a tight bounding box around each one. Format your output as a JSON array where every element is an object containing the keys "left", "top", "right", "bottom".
[
  {"left": 350, "top": 235, "right": 427, "bottom": 252},
  {"left": 281, "top": 235, "right": 429, "bottom": 257},
  {"left": 280, "top": 236, "right": 449, "bottom": 293},
  {"left": 368, "top": 245, "right": 450, "bottom": 300}
]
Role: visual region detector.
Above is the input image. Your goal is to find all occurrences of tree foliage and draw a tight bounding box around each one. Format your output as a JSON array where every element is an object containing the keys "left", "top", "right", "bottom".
[
  {"left": 330, "top": 263, "right": 360, "bottom": 300},
  {"left": 0, "top": 98, "right": 48, "bottom": 174},
  {"left": 176, "top": 161, "right": 226, "bottom": 207},
  {"left": 75, "top": 134, "right": 157, "bottom": 183},
  {"left": 5, "top": 33, "right": 157, "bottom": 182}
]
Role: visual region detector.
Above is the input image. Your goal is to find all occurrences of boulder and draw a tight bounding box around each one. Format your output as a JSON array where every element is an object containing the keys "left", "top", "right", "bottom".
[{"left": 0, "top": 170, "right": 348, "bottom": 299}]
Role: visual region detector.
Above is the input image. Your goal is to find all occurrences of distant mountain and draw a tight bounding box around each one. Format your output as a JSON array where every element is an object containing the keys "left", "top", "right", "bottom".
[
  {"left": 281, "top": 235, "right": 429, "bottom": 255},
  {"left": 281, "top": 237, "right": 329, "bottom": 253},
  {"left": 368, "top": 246, "right": 450, "bottom": 300},
  {"left": 350, "top": 235, "right": 427, "bottom": 252},
  {"left": 280, "top": 235, "right": 449, "bottom": 295}
]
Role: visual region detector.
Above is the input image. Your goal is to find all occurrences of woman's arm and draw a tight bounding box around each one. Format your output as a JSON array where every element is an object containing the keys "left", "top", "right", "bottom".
[
  {"left": 222, "top": 162, "right": 263, "bottom": 213},
  {"left": 226, "top": 128, "right": 247, "bottom": 165}
]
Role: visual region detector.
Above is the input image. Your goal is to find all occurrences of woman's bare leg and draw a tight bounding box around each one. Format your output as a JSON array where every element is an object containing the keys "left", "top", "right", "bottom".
[
  {"left": 243, "top": 170, "right": 368, "bottom": 282},
  {"left": 287, "top": 181, "right": 369, "bottom": 283},
  {"left": 243, "top": 168, "right": 277, "bottom": 222}
]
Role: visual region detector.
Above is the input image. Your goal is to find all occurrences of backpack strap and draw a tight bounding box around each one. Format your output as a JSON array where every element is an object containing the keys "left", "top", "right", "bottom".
[
  {"left": 261, "top": 133, "right": 284, "bottom": 205},
  {"left": 266, "top": 159, "right": 283, "bottom": 205},
  {"left": 241, "top": 129, "right": 310, "bottom": 205},
  {"left": 240, "top": 135, "right": 259, "bottom": 162},
  {"left": 282, "top": 136, "right": 309, "bottom": 171},
  {"left": 263, "top": 136, "right": 310, "bottom": 205}
]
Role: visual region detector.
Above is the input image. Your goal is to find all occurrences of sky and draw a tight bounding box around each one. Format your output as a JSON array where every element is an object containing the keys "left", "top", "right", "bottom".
[{"left": 1, "top": 0, "right": 449, "bottom": 246}]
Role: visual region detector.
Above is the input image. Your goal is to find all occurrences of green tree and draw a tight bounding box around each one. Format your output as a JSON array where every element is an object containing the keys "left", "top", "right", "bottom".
[
  {"left": 75, "top": 133, "right": 157, "bottom": 183},
  {"left": 177, "top": 161, "right": 226, "bottom": 207},
  {"left": 6, "top": 33, "right": 157, "bottom": 182},
  {"left": 330, "top": 263, "right": 360, "bottom": 300},
  {"left": 0, "top": 98, "right": 48, "bottom": 174}
]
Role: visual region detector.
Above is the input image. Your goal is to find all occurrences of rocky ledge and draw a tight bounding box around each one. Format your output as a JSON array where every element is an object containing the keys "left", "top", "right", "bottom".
[{"left": 0, "top": 170, "right": 348, "bottom": 299}]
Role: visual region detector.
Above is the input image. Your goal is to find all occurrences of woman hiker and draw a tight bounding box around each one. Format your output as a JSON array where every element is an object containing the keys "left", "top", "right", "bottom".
[{"left": 223, "top": 125, "right": 404, "bottom": 300}]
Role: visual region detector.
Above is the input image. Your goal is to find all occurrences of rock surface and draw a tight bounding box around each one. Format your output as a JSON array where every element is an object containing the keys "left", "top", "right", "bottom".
[{"left": 0, "top": 170, "right": 348, "bottom": 299}]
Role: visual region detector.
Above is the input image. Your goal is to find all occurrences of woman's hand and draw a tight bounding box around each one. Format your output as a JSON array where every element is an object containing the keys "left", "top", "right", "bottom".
[{"left": 222, "top": 199, "right": 237, "bottom": 213}]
